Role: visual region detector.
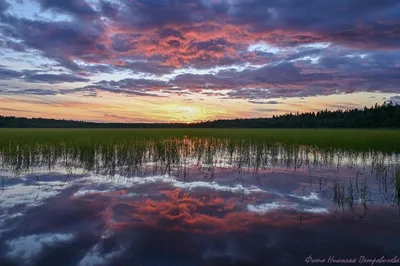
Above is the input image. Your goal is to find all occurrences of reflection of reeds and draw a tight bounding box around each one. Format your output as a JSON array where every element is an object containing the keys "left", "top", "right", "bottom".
[
  {"left": 359, "top": 177, "right": 369, "bottom": 217},
  {"left": 347, "top": 180, "right": 355, "bottom": 212},
  {"left": 316, "top": 164, "right": 400, "bottom": 217},
  {"left": 1, "top": 132, "right": 400, "bottom": 217},
  {"left": 0, "top": 135, "right": 398, "bottom": 196},
  {"left": 395, "top": 166, "right": 400, "bottom": 207},
  {"left": 0, "top": 136, "right": 398, "bottom": 179},
  {"left": 333, "top": 180, "right": 345, "bottom": 210}
]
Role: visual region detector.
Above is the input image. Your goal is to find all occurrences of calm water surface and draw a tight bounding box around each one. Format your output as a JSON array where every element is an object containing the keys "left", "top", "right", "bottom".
[{"left": 0, "top": 138, "right": 399, "bottom": 266}]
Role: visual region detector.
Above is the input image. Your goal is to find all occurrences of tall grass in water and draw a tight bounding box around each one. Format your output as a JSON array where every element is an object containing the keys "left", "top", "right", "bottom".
[
  {"left": 0, "top": 138, "right": 396, "bottom": 177},
  {"left": 1, "top": 129, "right": 399, "bottom": 216},
  {"left": 0, "top": 129, "right": 400, "bottom": 153},
  {"left": 0, "top": 132, "right": 398, "bottom": 179}
]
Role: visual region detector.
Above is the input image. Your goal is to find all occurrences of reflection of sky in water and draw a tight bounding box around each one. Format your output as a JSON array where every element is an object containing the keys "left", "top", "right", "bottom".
[{"left": 0, "top": 165, "right": 400, "bottom": 266}]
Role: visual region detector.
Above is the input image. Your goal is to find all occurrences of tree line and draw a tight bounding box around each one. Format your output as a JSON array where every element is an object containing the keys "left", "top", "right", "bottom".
[{"left": 0, "top": 102, "right": 399, "bottom": 128}]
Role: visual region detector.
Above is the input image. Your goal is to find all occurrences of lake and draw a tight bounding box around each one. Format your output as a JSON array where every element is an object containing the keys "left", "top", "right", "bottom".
[{"left": 0, "top": 130, "right": 399, "bottom": 266}]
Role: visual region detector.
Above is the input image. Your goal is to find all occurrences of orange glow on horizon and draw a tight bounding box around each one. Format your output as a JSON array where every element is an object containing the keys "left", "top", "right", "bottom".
[
  {"left": 0, "top": 92, "right": 391, "bottom": 123},
  {"left": 164, "top": 104, "right": 206, "bottom": 123}
]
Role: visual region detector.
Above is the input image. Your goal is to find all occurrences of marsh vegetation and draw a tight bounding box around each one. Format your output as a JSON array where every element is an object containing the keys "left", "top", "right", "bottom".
[{"left": 0, "top": 129, "right": 399, "bottom": 216}]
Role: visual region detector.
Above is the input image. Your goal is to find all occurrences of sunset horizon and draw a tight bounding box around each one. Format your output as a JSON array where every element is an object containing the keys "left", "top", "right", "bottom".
[{"left": 0, "top": 97, "right": 396, "bottom": 125}]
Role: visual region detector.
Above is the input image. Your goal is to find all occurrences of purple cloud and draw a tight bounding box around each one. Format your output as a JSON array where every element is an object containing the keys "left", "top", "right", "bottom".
[
  {"left": 0, "top": 0, "right": 399, "bottom": 102},
  {"left": 0, "top": 0, "right": 8, "bottom": 14},
  {"left": 23, "top": 73, "right": 90, "bottom": 84},
  {"left": 37, "top": 0, "right": 98, "bottom": 18}
]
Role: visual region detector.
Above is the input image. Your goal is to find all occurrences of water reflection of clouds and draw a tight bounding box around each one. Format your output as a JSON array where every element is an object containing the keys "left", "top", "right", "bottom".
[
  {"left": 6, "top": 233, "right": 75, "bottom": 261},
  {"left": 0, "top": 169, "right": 400, "bottom": 265},
  {"left": 0, "top": 180, "right": 71, "bottom": 208},
  {"left": 75, "top": 174, "right": 266, "bottom": 196}
]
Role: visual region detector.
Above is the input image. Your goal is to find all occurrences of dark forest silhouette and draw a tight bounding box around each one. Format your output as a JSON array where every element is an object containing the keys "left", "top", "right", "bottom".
[{"left": 1, "top": 102, "right": 399, "bottom": 128}]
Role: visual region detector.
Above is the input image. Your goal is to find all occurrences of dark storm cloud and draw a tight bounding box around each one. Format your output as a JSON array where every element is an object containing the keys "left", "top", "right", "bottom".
[
  {"left": 0, "top": 14, "right": 107, "bottom": 72},
  {"left": 65, "top": 78, "right": 170, "bottom": 97},
  {"left": 194, "top": 38, "right": 233, "bottom": 53},
  {"left": 19, "top": 88, "right": 59, "bottom": 95},
  {"left": 116, "top": 0, "right": 220, "bottom": 29},
  {"left": 229, "top": 0, "right": 400, "bottom": 48},
  {"left": 0, "top": 0, "right": 399, "bottom": 98},
  {"left": 0, "top": 88, "right": 59, "bottom": 96},
  {"left": 111, "top": 34, "right": 137, "bottom": 52},
  {"left": 0, "top": 0, "right": 8, "bottom": 14},
  {"left": 37, "top": 0, "right": 97, "bottom": 17},
  {"left": 0, "top": 65, "right": 23, "bottom": 79},
  {"left": 122, "top": 60, "right": 175, "bottom": 75},
  {"left": 170, "top": 61, "right": 334, "bottom": 94},
  {"left": 0, "top": 66, "right": 89, "bottom": 97},
  {"left": 54, "top": 44, "right": 400, "bottom": 100},
  {"left": 0, "top": 38, "right": 26, "bottom": 52},
  {"left": 23, "top": 73, "right": 90, "bottom": 84},
  {"left": 0, "top": 65, "right": 89, "bottom": 84},
  {"left": 95, "top": 78, "right": 168, "bottom": 89},
  {"left": 99, "top": 0, "right": 119, "bottom": 18},
  {"left": 118, "top": 0, "right": 398, "bottom": 43},
  {"left": 83, "top": 64, "right": 116, "bottom": 74},
  {"left": 2, "top": 0, "right": 399, "bottom": 69},
  {"left": 167, "top": 47, "right": 400, "bottom": 99},
  {"left": 107, "top": 0, "right": 400, "bottom": 49}
]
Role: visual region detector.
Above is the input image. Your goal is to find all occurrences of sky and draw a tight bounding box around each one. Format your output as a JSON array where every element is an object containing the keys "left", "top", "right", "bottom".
[{"left": 0, "top": 0, "right": 399, "bottom": 123}]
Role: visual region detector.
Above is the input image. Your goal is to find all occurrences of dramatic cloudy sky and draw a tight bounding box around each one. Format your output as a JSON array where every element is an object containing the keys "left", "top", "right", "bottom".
[{"left": 0, "top": 0, "right": 399, "bottom": 122}]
